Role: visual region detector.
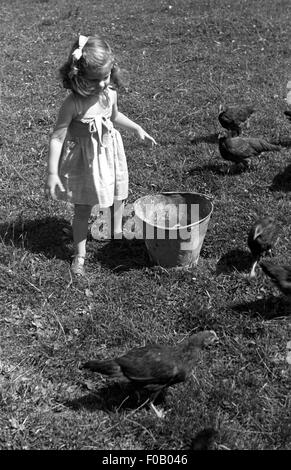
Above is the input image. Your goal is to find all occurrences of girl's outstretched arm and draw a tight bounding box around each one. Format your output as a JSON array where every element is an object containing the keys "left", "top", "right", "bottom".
[
  {"left": 45, "top": 95, "right": 76, "bottom": 199},
  {"left": 110, "top": 91, "right": 157, "bottom": 146}
]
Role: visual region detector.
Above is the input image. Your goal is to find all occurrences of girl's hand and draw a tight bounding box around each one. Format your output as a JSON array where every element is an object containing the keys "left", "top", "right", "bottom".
[
  {"left": 135, "top": 126, "right": 157, "bottom": 146},
  {"left": 45, "top": 174, "right": 65, "bottom": 200}
]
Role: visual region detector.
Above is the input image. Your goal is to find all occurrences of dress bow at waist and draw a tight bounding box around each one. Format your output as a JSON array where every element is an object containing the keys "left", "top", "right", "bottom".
[{"left": 69, "top": 116, "right": 113, "bottom": 146}]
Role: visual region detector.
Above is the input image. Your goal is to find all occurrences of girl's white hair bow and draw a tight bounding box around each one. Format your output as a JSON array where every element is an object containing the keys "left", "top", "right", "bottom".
[{"left": 72, "top": 35, "right": 89, "bottom": 61}]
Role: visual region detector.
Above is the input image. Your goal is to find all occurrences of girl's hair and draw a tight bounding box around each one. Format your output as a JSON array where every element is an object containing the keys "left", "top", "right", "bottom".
[{"left": 59, "top": 35, "right": 127, "bottom": 97}]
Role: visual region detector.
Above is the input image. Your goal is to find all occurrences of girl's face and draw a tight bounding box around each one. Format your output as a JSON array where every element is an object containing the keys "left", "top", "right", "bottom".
[
  {"left": 98, "top": 69, "right": 111, "bottom": 90},
  {"left": 86, "top": 62, "right": 112, "bottom": 90}
]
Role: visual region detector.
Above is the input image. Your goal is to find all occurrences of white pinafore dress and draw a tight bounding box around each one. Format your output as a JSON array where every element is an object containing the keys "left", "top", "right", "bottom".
[{"left": 58, "top": 88, "right": 128, "bottom": 207}]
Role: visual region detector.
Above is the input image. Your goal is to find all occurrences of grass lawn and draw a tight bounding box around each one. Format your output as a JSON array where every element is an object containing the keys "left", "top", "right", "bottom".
[{"left": 0, "top": 0, "right": 290, "bottom": 450}]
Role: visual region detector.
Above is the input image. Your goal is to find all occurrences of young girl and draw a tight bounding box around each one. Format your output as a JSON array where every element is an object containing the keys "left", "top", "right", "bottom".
[{"left": 45, "top": 34, "right": 156, "bottom": 276}]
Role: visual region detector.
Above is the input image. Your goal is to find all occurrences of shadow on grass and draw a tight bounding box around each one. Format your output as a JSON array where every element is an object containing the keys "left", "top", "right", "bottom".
[
  {"left": 187, "top": 162, "right": 226, "bottom": 176},
  {"left": 64, "top": 382, "right": 166, "bottom": 413},
  {"left": 0, "top": 216, "right": 72, "bottom": 260},
  {"left": 187, "top": 161, "right": 248, "bottom": 176},
  {"left": 0, "top": 215, "right": 152, "bottom": 269},
  {"left": 270, "top": 163, "right": 291, "bottom": 192},
  {"left": 232, "top": 296, "right": 290, "bottom": 320},
  {"left": 189, "top": 133, "right": 219, "bottom": 145},
  {"left": 216, "top": 249, "right": 252, "bottom": 274},
  {"left": 94, "top": 238, "right": 152, "bottom": 272}
]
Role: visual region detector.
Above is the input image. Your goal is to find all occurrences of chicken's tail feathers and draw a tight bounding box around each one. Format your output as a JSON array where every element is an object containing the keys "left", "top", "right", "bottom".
[
  {"left": 270, "top": 136, "right": 291, "bottom": 148},
  {"left": 80, "top": 359, "right": 121, "bottom": 376},
  {"left": 260, "top": 260, "right": 280, "bottom": 280},
  {"left": 258, "top": 140, "right": 282, "bottom": 152}
]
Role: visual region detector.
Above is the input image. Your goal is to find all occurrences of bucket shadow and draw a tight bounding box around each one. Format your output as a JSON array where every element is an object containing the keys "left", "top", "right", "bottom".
[
  {"left": 0, "top": 216, "right": 72, "bottom": 260},
  {"left": 270, "top": 163, "right": 291, "bottom": 192},
  {"left": 216, "top": 249, "right": 252, "bottom": 274},
  {"left": 64, "top": 382, "right": 166, "bottom": 413},
  {"left": 94, "top": 238, "right": 152, "bottom": 272},
  {"left": 231, "top": 296, "right": 290, "bottom": 320}
]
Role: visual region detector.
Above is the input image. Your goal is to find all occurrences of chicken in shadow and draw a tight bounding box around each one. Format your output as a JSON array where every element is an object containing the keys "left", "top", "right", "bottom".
[
  {"left": 270, "top": 163, "right": 291, "bottom": 192},
  {"left": 216, "top": 249, "right": 252, "bottom": 275},
  {"left": 218, "top": 132, "right": 282, "bottom": 171},
  {"left": 260, "top": 260, "right": 291, "bottom": 305},
  {"left": 247, "top": 216, "right": 280, "bottom": 278},
  {"left": 188, "top": 427, "right": 218, "bottom": 450},
  {"left": 218, "top": 105, "right": 255, "bottom": 136},
  {"left": 80, "top": 330, "right": 219, "bottom": 418}
]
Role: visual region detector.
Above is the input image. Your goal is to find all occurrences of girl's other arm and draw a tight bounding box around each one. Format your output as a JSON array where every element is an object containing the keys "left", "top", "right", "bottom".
[
  {"left": 110, "top": 91, "right": 157, "bottom": 146},
  {"left": 45, "top": 95, "right": 75, "bottom": 199}
]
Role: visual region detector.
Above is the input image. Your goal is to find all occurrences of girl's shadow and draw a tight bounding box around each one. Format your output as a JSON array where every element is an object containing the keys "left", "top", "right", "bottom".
[
  {"left": 0, "top": 215, "right": 152, "bottom": 269},
  {"left": 232, "top": 296, "right": 290, "bottom": 320},
  {"left": 94, "top": 238, "right": 152, "bottom": 272},
  {"left": 216, "top": 249, "right": 252, "bottom": 274},
  {"left": 64, "top": 381, "right": 165, "bottom": 413},
  {"left": 0, "top": 216, "right": 72, "bottom": 260},
  {"left": 270, "top": 163, "right": 291, "bottom": 192}
]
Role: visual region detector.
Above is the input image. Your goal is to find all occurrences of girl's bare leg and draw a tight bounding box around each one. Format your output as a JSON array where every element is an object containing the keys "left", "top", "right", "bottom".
[
  {"left": 71, "top": 204, "right": 92, "bottom": 274},
  {"left": 110, "top": 200, "right": 124, "bottom": 239}
]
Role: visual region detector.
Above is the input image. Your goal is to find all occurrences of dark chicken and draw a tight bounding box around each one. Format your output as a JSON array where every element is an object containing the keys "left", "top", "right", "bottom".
[
  {"left": 247, "top": 217, "right": 279, "bottom": 278},
  {"left": 218, "top": 105, "right": 255, "bottom": 136},
  {"left": 260, "top": 261, "right": 291, "bottom": 300},
  {"left": 190, "top": 428, "right": 218, "bottom": 450},
  {"left": 81, "top": 330, "right": 218, "bottom": 417},
  {"left": 218, "top": 133, "right": 281, "bottom": 168}
]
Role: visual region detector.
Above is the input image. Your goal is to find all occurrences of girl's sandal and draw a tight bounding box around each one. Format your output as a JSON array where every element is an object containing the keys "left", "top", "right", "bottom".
[{"left": 71, "top": 255, "right": 86, "bottom": 277}]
